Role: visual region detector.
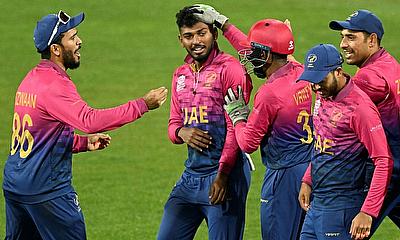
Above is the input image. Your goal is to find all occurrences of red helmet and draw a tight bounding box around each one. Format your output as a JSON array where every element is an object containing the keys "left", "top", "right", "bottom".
[{"left": 241, "top": 19, "right": 295, "bottom": 55}]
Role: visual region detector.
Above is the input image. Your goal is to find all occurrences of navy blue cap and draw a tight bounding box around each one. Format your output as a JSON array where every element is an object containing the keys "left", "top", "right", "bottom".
[
  {"left": 329, "top": 9, "right": 384, "bottom": 39},
  {"left": 297, "top": 44, "right": 343, "bottom": 84},
  {"left": 34, "top": 11, "right": 85, "bottom": 52}
]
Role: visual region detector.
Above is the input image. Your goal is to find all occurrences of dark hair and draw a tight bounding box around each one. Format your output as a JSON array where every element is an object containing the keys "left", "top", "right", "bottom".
[
  {"left": 363, "top": 32, "right": 381, "bottom": 46},
  {"left": 176, "top": 6, "right": 213, "bottom": 31},
  {"left": 39, "top": 33, "right": 64, "bottom": 59}
]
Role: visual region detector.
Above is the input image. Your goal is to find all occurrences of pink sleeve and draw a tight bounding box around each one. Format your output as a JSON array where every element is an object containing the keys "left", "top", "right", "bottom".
[
  {"left": 302, "top": 163, "right": 312, "bottom": 186},
  {"left": 223, "top": 24, "right": 248, "bottom": 52},
  {"left": 218, "top": 62, "right": 252, "bottom": 174},
  {"left": 43, "top": 78, "right": 149, "bottom": 133},
  {"left": 353, "top": 68, "right": 388, "bottom": 104},
  {"left": 235, "top": 85, "right": 278, "bottom": 153},
  {"left": 168, "top": 71, "right": 184, "bottom": 144},
  {"left": 351, "top": 103, "right": 393, "bottom": 217},
  {"left": 72, "top": 134, "right": 88, "bottom": 153}
]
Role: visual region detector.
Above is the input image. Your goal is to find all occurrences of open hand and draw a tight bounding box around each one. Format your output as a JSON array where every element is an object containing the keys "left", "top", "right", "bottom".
[{"left": 177, "top": 127, "right": 212, "bottom": 152}]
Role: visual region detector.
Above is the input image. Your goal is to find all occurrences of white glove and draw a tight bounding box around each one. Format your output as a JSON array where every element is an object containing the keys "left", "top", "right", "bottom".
[
  {"left": 224, "top": 86, "right": 249, "bottom": 125},
  {"left": 191, "top": 4, "right": 228, "bottom": 29}
]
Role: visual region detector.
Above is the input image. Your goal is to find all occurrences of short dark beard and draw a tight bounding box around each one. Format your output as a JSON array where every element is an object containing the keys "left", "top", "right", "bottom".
[
  {"left": 61, "top": 45, "right": 80, "bottom": 70},
  {"left": 189, "top": 40, "right": 214, "bottom": 64}
]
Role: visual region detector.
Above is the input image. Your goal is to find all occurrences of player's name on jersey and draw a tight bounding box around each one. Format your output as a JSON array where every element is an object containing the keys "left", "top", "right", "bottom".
[
  {"left": 15, "top": 91, "right": 37, "bottom": 109},
  {"left": 293, "top": 84, "right": 312, "bottom": 106}
]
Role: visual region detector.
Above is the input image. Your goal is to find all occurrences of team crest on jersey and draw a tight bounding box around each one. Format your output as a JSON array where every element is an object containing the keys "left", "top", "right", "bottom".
[
  {"left": 204, "top": 72, "right": 217, "bottom": 88},
  {"left": 329, "top": 108, "right": 343, "bottom": 127},
  {"left": 177, "top": 75, "right": 186, "bottom": 92}
]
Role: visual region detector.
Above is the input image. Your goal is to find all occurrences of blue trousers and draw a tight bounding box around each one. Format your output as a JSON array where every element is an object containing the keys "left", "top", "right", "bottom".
[
  {"left": 5, "top": 192, "right": 86, "bottom": 240},
  {"left": 157, "top": 160, "right": 251, "bottom": 240},
  {"left": 300, "top": 206, "right": 360, "bottom": 240},
  {"left": 260, "top": 162, "right": 308, "bottom": 240}
]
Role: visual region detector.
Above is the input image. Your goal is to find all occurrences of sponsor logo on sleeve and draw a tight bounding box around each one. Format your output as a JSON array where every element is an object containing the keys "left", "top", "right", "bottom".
[{"left": 370, "top": 124, "right": 383, "bottom": 132}]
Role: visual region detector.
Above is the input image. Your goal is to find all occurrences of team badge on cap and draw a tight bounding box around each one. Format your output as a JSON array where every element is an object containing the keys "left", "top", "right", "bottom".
[{"left": 307, "top": 54, "right": 318, "bottom": 68}]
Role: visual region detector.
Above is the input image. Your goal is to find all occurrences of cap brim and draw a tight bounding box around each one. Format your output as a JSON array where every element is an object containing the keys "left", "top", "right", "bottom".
[
  {"left": 297, "top": 69, "right": 330, "bottom": 84},
  {"left": 60, "top": 12, "right": 85, "bottom": 33},
  {"left": 329, "top": 20, "right": 363, "bottom": 31}
]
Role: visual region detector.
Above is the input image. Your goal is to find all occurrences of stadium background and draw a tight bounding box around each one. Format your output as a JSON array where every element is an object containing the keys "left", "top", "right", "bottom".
[{"left": 0, "top": 0, "right": 399, "bottom": 239}]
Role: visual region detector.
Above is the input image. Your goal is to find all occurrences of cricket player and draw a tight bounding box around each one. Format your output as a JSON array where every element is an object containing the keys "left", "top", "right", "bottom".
[
  {"left": 297, "top": 44, "right": 393, "bottom": 240},
  {"left": 3, "top": 11, "right": 167, "bottom": 239},
  {"left": 329, "top": 10, "right": 400, "bottom": 235},
  {"left": 157, "top": 5, "right": 252, "bottom": 240},
  {"left": 193, "top": 5, "right": 313, "bottom": 239}
]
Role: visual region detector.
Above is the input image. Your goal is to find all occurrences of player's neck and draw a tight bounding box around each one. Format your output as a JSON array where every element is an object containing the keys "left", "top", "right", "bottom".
[
  {"left": 50, "top": 56, "right": 67, "bottom": 72},
  {"left": 266, "top": 60, "right": 287, "bottom": 78}
]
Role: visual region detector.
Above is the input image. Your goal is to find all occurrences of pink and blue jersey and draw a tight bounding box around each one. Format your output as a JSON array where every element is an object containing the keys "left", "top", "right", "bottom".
[
  {"left": 223, "top": 24, "right": 313, "bottom": 169},
  {"left": 303, "top": 78, "right": 393, "bottom": 217},
  {"left": 3, "top": 60, "right": 148, "bottom": 203},
  {"left": 236, "top": 62, "right": 313, "bottom": 169},
  {"left": 352, "top": 48, "right": 400, "bottom": 175},
  {"left": 168, "top": 45, "right": 252, "bottom": 175}
]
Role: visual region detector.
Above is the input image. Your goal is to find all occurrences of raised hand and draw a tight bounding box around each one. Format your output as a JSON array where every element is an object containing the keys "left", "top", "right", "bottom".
[
  {"left": 224, "top": 86, "right": 250, "bottom": 125},
  {"left": 143, "top": 87, "right": 168, "bottom": 110},
  {"left": 191, "top": 4, "right": 228, "bottom": 29}
]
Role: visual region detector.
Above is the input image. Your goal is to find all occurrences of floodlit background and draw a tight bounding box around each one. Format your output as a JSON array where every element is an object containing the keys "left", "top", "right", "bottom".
[{"left": 0, "top": 0, "right": 399, "bottom": 239}]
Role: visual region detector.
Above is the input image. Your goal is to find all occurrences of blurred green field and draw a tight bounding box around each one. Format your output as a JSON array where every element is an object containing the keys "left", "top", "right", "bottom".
[{"left": 0, "top": 0, "right": 399, "bottom": 239}]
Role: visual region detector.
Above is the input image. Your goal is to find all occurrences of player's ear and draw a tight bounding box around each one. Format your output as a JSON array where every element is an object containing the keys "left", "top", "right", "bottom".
[
  {"left": 178, "top": 34, "right": 184, "bottom": 48},
  {"left": 50, "top": 44, "right": 62, "bottom": 57},
  {"left": 334, "top": 67, "right": 343, "bottom": 78},
  {"left": 368, "top": 33, "right": 379, "bottom": 48}
]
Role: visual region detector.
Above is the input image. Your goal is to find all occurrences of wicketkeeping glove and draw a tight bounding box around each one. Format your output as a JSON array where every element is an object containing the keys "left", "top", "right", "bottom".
[
  {"left": 191, "top": 4, "right": 228, "bottom": 29},
  {"left": 224, "top": 86, "right": 250, "bottom": 125}
]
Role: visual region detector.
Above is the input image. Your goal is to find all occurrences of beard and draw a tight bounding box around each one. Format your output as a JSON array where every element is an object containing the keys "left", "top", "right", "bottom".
[
  {"left": 62, "top": 47, "right": 80, "bottom": 70},
  {"left": 253, "top": 65, "right": 266, "bottom": 79},
  {"left": 188, "top": 41, "right": 214, "bottom": 63},
  {"left": 319, "top": 75, "right": 339, "bottom": 98}
]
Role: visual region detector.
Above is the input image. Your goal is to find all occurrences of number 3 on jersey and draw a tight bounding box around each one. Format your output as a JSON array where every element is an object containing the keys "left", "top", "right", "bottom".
[
  {"left": 10, "top": 113, "right": 34, "bottom": 158},
  {"left": 297, "top": 110, "right": 312, "bottom": 144}
]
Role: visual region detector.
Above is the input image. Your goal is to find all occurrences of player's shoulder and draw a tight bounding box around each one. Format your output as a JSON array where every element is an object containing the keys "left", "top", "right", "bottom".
[
  {"left": 26, "top": 63, "right": 69, "bottom": 90},
  {"left": 349, "top": 83, "right": 376, "bottom": 108},
  {"left": 174, "top": 64, "right": 191, "bottom": 76},
  {"left": 215, "top": 51, "right": 241, "bottom": 66}
]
